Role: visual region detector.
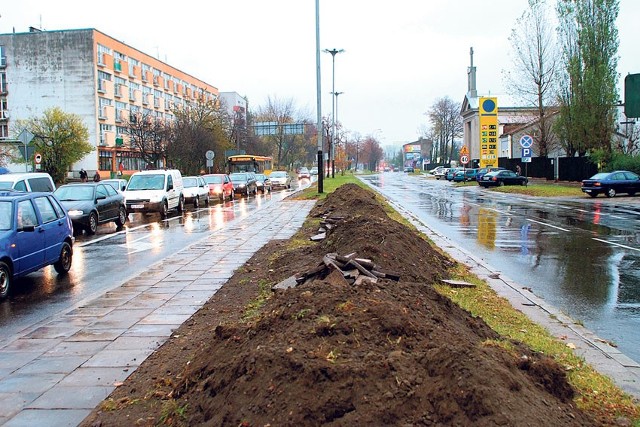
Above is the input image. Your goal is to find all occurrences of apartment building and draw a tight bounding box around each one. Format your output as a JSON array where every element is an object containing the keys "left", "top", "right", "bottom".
[{"left": 0, "top": 28, "right": 218, "bottom": 178}]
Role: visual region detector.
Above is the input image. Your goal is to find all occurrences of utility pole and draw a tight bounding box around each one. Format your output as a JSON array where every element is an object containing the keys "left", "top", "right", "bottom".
[
  {"left": 315, "top": 0, "right": 323, "bottom": 193},
  {"left": 323, "top": 48, "right": 344, "bottom": 179}
]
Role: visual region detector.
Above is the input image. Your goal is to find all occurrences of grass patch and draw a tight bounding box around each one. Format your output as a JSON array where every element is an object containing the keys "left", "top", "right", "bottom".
[
  {"left": 243, "top": 279, "right": 274, "bottom": 321},
  {"left": 490, "top": 184, "right": 584, "bottom": 197},
  {"left": 435, "top": 265, "right": 640, "bottom": 423},
  {"left": 294, "top": 173, "right": 367, "bottom": 200}
]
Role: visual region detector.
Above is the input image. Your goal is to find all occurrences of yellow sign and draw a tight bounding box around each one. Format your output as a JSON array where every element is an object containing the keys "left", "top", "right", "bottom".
[
  {"left": 459, "top": 145, "right": 469, "bottom": 155},
  {"left": 478, "top": 97, "right": 498, "bottom": 168}
]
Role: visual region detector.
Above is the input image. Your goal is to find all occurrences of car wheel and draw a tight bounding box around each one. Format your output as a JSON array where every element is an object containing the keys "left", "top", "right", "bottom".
[
  {"left": 605, "top": 188, "right": 616, "bottom": 198},
  {"left": 115, "top": 206, "right": 127, "bottom": 227},
  {"left": 0, "top": 261, "right": 11, "bottom": 299},
  {"left": 194, "top": 196, "right": 200, "bottom": 209},
  {"left": 219, "top": 194, "right": 224, "bottom": 203},
  {"left": 53, "top": 242, "right": 73, "bottom": 274},
  {"left": 204, "top": 195, "right": 210, "bottom": 207},
  {"left": 177, "top": 197, "right": 185, "bottom": 213},
  {"left": 87, "top": 212, "right": 98, "bottom": 235},
  {"left": 498, "top": 181, "right": 505, "bottom": 187},
  {"left": 160, "top": 201, "right": 169, "bottom": 218}
]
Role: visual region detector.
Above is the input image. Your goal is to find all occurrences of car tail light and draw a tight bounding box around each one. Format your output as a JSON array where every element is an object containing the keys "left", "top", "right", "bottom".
[{"left": 492, "top": 177, "right": 497, "bottom": 181}]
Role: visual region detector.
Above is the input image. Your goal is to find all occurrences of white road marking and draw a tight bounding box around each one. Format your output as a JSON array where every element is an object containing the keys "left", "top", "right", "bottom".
[
  {"left": 526, "top": 218, "right": 570, "bottom": 232},
  {"left": 592, "top": 238, "right": 640, "bottom": 252}
]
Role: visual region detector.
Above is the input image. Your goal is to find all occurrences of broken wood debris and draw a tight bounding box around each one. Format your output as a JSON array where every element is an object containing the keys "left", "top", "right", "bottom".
[
  {"left": 272, "top": 252, "right": 401, "bottom": 290},
  {"left": 440, "top": 279, "right": 477, "bottom": 288},
  {"left": 309, "top": 215, "right": 344, "bottom": 241}
]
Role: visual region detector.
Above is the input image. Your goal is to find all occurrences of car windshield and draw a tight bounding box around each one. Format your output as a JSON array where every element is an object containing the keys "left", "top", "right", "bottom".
[
  {"left": 271, "top": 172, "right": 287, "bottom": 178},
  {"left": 183, "top": 177, "right": 198, "bottom": 188},
  {"left": 230, "top": 173, "right": 248, "bottom": 183},
  {"left": 127, "top": 174, "right": 165, "bottom": 190},
  {"left": 203, "top": 175, "right": 223, "bottom": 184},
  {"left": 255, "top": 174, "right": 266, "bottom": 181},
  {"left": 0, "top": 181, "right": 14, "bottom": 190},
  {"left": 589, "top": 173, "right": 610, "bottom": 180},
  {"left": 54, "top": 185, "right": 95, "bottom": 201},
  {"left": 0, "top": 201, "right": 11, "bottom": 230}
]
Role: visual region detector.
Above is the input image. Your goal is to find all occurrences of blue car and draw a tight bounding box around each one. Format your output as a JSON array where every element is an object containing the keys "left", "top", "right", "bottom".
[
  {"left": 0, "top": 191, "right": 74, "bottom": 299},
  {"left": 581, "top": 170, "right": 640, "bottom": 198}
]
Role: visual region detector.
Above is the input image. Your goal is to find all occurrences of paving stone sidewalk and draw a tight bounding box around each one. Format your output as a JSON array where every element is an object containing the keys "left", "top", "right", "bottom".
[{"left": 0, "top": 199, "right": 315, "bottom": 427}]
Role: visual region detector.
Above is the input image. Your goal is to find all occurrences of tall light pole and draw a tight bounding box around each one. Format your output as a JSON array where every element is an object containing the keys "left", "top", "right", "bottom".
[
  {"left": 323, "top": 48, "right": 344, "bottom": 178},
  {"left": 332, "top": 91, "right": 344, "bottom": 177},
  {"left": 315, "top": 0, "right": 323, "bottom": 193}
]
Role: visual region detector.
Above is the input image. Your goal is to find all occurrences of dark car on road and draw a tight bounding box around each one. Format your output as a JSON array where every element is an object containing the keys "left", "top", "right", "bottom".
[
  {"left": 479, "top": 170, "right": 528, "bottom": 188},
  {"left": 476, "top": 166, "right": 506, "bottom": 183},
  {"left": 229, "top": 172, "right": 257, "bottom": 197},
  {"left": 581, "top": 170, "right": 640, "bottom": 198},
  {"left": 255, "top": 173, "right": 272, "bottom": 193},
  {"left": 54, "top": 183, "right": 127, "bottom": 234},
  {"left": 453, "top": 168, "right": 478, "bottom": 182},
  {"left": 0, "top": 191, "right": 74, "bottom": 299}
]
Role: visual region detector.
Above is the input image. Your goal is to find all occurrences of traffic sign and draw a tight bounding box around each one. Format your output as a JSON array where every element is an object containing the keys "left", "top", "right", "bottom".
[
  {"left": 459, "top": 145, "right": 469, "bottom": 155},
  {"left": 522, "top": 157, "right": 532, "bottom": 163},
  {"left": 519, "top": 134, "right": 533, "bottom": 149},
  {"left": 460, "top": 155, "right": 469, "bottom": 165},
  {"left": 521, "top": 148, "right": 532, "bottom": 158},
  {"left": 34, "top": 153, "right": 42, "bottom": 164},
  {"left": 205, "top": 150, "right": 215, "bottom": 160}
]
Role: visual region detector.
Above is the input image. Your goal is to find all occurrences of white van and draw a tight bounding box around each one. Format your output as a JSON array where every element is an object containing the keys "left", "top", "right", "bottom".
[
  {"left": 0, "top": 172, "right": 56, "bottom": 192},
  {"left": 124, "top": 169, "right": 184, "bottom": 218}
]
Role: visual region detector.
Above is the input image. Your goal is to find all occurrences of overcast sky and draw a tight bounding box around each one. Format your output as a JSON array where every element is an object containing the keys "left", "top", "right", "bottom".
[{"left": 2, "top": 1, "right": 639, "bottom": 147}]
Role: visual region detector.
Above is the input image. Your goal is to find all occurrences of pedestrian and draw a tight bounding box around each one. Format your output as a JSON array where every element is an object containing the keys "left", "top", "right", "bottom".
[
  {"left": 79, "top": 168, "right": 88, "bottom": 182},
  {"left": 516, "top": 165, "right": 521, "bottom": 176},
  {"left": 93, "top": 172, "right": 101, "bottom": 182}
]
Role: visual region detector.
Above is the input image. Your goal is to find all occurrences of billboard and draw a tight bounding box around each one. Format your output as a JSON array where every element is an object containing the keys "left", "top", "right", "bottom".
[{"left": 479, "top": 97, "right": 498, "bottom": 168}]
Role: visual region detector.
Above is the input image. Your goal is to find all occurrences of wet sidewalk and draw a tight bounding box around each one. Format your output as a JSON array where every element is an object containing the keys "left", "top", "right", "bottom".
[{"left": 0, "top": 199, "right": 316, "bottom": 427}]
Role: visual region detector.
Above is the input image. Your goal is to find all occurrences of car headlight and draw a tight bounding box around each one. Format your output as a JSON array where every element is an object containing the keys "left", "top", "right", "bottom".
[
  {"left": 67, "top": 209, "right": 84, "bottom": 217},
  {"left": 149, "top": 195, "right": 163, "bottom": 203}
]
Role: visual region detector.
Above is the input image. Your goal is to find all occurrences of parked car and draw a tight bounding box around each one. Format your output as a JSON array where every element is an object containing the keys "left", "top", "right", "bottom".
[
  {"left": 269, "top": 171, "right": 292, "bottom": 189},
  {"left": 124, "top": 169, "right": 184, "bottom": 218},
  {"left": 479, "top": 170, "right": 528, "bottom": 187},
  {"left": 182, "top": 176, "right": 210, "bottom": 208},
  {"left": 581, "top": 170, "right": 640, "bottom": 198},
  {"left": 0, "top": 172, "right": 56, "bottom": 192},
  {"left": 255, "top": 173, "right": 272, "bottom": 193},
  {"left": 404, "top": 166, "right": 414, "bottom": 173},
  {"left": 434, "top": 168, "right": 448, "bottom": 180},
  {"left": 453, "top": 168, "right": 478, "bottom": 182},
  {"left": 0, "top": 190, "right": 74, "bottom": 299},
  {"left": 476, "top": 167, "right": 506, "bottom": 183},
  {"left": 429, "top": 166, "right": 445, "bottom": 176},
  {"left": 202, "top": 174, "right": 234, "bottom": 202},
  {"left": 54, "top": 183, "right": 127, "bottom": 234},
  {"left": 298, "top": 167, "right": 311, "bottom": 180},
  {"left": 445, "top": 167, "right": 463, "bottom": 181},
  {"left": 310, "top": 167, "right": 318, "bottom": 176},
  {"left": 102, "top": 178, "right": 128, "bottom": 192},
  {"left": 229, "top": 172, "right": 258, "bottom": 197}
]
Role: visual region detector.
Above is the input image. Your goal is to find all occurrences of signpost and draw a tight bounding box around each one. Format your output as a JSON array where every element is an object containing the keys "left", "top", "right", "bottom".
[
  {"left": 205, "top": 150, "right": 215, "bottom": 173},
  {"left": 34, "top": 153, "right": 42, "bottom": 170},
  {"left": 519, "top": 135, "right": 532, "bottom": 178}
]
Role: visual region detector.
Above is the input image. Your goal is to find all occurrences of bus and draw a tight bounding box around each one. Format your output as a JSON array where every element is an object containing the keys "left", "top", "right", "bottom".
[{"left": 226, "top": 155, "right": 273, "bottom": 175}]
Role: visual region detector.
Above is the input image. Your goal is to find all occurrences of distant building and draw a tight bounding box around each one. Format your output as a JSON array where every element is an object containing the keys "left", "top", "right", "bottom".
[
  {"left": 0, "top": 28, "right": 218, "bottom": 177},
  {"left": 403, "top": 137, "right": 433, "bottom": 170},
  {"left": 219, "top": 92, "right": 247, "bottom": 150}
]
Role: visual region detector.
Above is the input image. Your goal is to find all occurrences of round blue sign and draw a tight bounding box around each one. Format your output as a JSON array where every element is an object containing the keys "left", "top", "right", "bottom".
[
  {"left": 482, "top": 99, "right": 496, "bottom": 113},
  {"left": 519, "top": 135, "right": 533, "bottom": 148}
]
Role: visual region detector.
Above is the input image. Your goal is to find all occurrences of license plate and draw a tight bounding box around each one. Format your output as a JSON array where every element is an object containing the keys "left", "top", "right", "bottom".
[{"left": 131, "top": 204, "right": 144, "bottom": 209}]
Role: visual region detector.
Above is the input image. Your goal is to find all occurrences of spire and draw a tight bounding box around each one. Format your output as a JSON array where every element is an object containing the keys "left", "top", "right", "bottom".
[{"left": 467, "top": 47, "right": 477, "bottom": 98}]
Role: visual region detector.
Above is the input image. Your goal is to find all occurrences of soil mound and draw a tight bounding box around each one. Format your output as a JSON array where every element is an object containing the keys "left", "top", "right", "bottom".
[{"left": 82, "top": 183, "right": 598, "bottom": 426}]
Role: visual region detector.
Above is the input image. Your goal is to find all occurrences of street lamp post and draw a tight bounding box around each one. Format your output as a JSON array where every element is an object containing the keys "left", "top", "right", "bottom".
[
  {"left": 323, "top": 48, "right": 344, "bottom": 179},
  {"left": 332, "top": 91, "right": 344, "bottom": 177},
  {"left": 315, "top": 0, "right": 323, "bottom": 193}
]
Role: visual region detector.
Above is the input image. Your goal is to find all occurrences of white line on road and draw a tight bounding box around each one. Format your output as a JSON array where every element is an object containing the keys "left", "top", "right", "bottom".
[
  {"left": 526, "top": 218, "right": 570, "bottom": 232},
  {"left": 592, "top": 238, "right": 640, "bottom": 252}
]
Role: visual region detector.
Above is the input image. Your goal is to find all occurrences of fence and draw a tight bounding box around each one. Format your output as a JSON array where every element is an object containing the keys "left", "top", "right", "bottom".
[{"left": 497, "top": 156, "right": 597, "bottom": 182}]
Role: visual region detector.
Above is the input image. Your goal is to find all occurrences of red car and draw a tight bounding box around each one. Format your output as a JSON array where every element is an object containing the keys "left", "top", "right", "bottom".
[{"left": 202, "top": 174, "right": 234, "bottom": 202}]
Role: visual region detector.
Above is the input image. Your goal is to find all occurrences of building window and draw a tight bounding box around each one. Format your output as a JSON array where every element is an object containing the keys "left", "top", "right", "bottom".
[{"left": 0, "top": 123, "right": 7, "bottom": 138}]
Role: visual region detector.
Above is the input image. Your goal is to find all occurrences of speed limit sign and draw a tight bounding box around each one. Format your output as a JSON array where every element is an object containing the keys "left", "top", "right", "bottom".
[
  {"left": 34, "top": 153, "right": 42, "bottom": 164},
  {"left": 460, "top": 155, "right": 469, "bottom": 165}
]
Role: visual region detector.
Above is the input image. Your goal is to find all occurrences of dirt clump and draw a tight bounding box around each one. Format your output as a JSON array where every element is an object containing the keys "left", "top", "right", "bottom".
[{"left": 82, "top": 183, "right": 599, "bottom": 426}]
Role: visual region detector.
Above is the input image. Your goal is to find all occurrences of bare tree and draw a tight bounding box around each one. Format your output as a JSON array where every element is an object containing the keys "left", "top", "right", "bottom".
[
  {"left": 125, "top": 111, "right": 168, "bottom": 169},
  {"left": 427, "top": 97, "right": 463, "bottom": 164},
  {"left": 503, "top": 0, "right": 561, "bottom": 157}
]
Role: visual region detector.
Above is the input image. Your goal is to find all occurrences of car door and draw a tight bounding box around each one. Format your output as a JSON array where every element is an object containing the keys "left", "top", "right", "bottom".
[
  {"left": 165, "top": 174, "right": 178, "bottom": 209},
  {"left": 623, "top": 172, "right": 640, "bottom": 194},
  {"left": 33, "top": 195, "right": 67, "bottom": 265},
  {"left": 13, "top": 199, "right": 45, "bottom": 275},
  {"left": 102, "top": 184, "right": 120, "bottom": 220}
]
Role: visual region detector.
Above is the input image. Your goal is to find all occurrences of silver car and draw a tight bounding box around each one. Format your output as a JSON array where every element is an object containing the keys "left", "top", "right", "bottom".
[{"left": 269, "top": 171, "right": 291, "bottom": 189}]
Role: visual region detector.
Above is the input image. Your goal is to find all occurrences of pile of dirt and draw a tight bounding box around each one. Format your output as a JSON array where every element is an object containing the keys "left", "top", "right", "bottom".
[{"left": 82, "top": 183, "right": 599, "bottom": 426}]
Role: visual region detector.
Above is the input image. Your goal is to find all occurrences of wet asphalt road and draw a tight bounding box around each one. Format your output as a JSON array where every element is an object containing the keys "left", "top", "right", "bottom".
[
  {"left": 0, "top": 185, "right": 306, "bottom": 342},
  {"left": 361, "top": 172, "right": 640, "bottom": 363}
]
